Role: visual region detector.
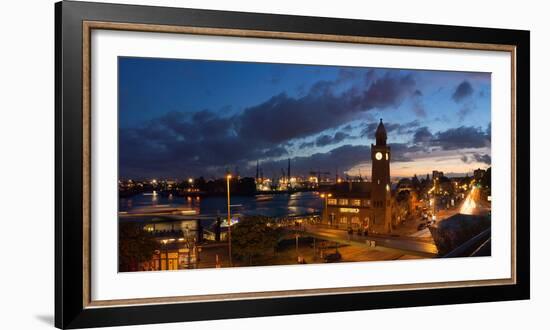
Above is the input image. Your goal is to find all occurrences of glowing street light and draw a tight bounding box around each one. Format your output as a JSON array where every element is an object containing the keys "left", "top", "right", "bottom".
[
  {"left": 320, "top": 193, "right": 332, "bottom": 224},
  {"left": 161, "top": 239, "right": 168, "bottom": 270}
]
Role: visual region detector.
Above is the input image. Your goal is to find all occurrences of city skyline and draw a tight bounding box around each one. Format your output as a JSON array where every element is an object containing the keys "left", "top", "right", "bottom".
[{"left": 119, "top": 57, "right": 491, "bottom": 179}]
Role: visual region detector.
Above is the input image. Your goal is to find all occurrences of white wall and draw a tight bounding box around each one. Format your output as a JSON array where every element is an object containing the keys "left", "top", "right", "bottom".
[{"left": 0, "top": 0, "right": 546, "bottom": 329}]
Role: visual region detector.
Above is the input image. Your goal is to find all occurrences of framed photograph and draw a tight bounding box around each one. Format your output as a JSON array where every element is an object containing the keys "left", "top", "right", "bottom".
[{"left": 55, "top": 1, "right": 530, "bottom": 328}]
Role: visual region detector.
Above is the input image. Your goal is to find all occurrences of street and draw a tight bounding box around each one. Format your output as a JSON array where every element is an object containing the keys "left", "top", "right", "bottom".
[
  {"left": 460, "top": 187, "right": 490, "bottom": 215},
  {"left": 301, "top": 224, "right": 438, "bottom": 257}
]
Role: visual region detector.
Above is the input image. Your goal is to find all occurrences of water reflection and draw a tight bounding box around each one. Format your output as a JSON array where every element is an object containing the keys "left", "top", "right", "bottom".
[{"left": 119, "top": 191, "right": 322, "bottom": 219}]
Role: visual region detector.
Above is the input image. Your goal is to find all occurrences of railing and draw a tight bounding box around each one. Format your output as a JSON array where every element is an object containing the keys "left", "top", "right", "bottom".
[{"left": 443, "top": 227, "right": 491, "bottom": 258}]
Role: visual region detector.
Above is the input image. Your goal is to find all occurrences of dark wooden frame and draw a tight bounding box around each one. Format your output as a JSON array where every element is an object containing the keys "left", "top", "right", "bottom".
[{"left": 55, "top": 0, "right": 530, "bottom": 328}]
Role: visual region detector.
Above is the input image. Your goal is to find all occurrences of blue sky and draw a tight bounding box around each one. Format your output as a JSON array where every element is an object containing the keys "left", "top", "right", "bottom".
[{"left": 119, "top": 57, "right": 491, "bottom": 179}]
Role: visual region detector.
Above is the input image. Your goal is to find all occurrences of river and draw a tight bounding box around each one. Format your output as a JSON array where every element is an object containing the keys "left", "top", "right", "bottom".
[{"left": 119, "top": 191, "right": 323, "bottom": 219}]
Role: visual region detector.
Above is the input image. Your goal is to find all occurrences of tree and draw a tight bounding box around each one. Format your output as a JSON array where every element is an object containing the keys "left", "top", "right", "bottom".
[
  {"left": 119, "top": 222, "right": 160, "bottom": 272},
  {"left": 231, "top": 216, "right": 283, "bottom": 265},
  {"left": 393, "top": 190, "right": 412, "bottom": 225}
]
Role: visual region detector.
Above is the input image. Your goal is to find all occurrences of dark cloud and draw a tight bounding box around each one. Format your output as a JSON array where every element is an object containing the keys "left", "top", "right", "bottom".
[
  {"left": 237, "top": 90, "right": 352, "bottom": 144},
  {"left": 315, "top": 131, "right": 351, "bottom": 147},
  {"left": 256, "top": 144, "right": 370, "bottom": 178},
  {"left": 260, "top": 141, "right": 425, "bottom": 176},
  {"left": 412, "top": 89, "right": 426, "bottom": 117},
  {"left": 472, "top": 153, "right": 491, "bottom": 165},
  {"left": 119, "top": 109, "right": 275, "bottom": 178},
  {"left": 390, "top": 143, "right": 425, "bottom": 162},
  {"left": 397, "top": 120, "right": 422, "bottom": 134},
  {"left": 360, "top": 73, "right": 417, "bottom": 110},
  {"left": 459, "top": 153, "right": 491, "bottom": 165},
  {"left": 434, "top": 126, "right": 490, "bottom": 150},
  {"left": 413, "top": 126, "right": 433, "bottom": 144},
  {"left": 452, "top": 80, "right": 474, "bottom": 103},
  {"left": 238, "top": 72, "right": 420, "bottom": 144},
  {"left": 412, "top": 125, "right": 490, "bottom": 150},
  {"left": 120, "top": 69, "right": 492, "bottom": 178},
  {"left": 361, "top": 120, "right": 421, "bottom": 138},
  {"left": 120, "top": 71, "right": 426, "bottom": 177}
]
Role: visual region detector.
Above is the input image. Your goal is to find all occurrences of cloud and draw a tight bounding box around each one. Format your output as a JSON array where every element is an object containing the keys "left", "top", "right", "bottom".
[
  {"left": 412, "top": 126, "right": 433, "bottom": 144},
  {"left": 256, "top": 144, "right": 370, "bottom": 177},
  {"left": 434, "top": 126, "right": 490, "bottom": 150},
  {"left": 459, "top": 152, "right": 491, "bottom": 165},
  {"left": 472, "top": 153, "right": 491, "bottom": 165},
  {"left": 452, "top": 80, "right": 474, "bottom": 103},
  {"left": 259, "top": 141, "right": 428, "bottom": 177},
  {"left": 238, "top": 72, "right": 420, "bottom": 144},
  {"left": 458, "top": 104, "right": 472, "bottom": 121},
  {"left": 315, "top": 131, "right": 352, "bottom": 147},
  {"left": 120, "top": 67, "right": 491, "bottom": 178},
  {"left": 412, "top": 89, "right": 426, "bottom": 117},
  {"left": 119, "top": 70, "right": 428, "bottom": 177},
  {"left": 298, "top": 141, "right": 315, "bottom": 149},
  {"left": 360, "top": 73, "right": 417, "bottom": 110},
  {"left": 412, "top": 125, "right": 490, "bottom": 150},
  {"left": 341, "top": 124, "right": 353, "bottom": 131},
  {"left": 119, "top": 109, "right": 279, "bottom": 178},
  {"left": 361, "top": 120, "right": 421, "bottom": 138}
]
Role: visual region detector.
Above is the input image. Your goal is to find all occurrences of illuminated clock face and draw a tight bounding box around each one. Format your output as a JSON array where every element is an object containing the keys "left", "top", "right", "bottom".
[{"left": 375, "top": 152, "right": 383, "bottom": 160}]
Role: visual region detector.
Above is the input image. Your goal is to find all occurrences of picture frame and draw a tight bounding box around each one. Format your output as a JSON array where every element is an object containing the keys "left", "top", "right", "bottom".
[{"left": 55, "top": 0, "right": 530, "bottom": 328}]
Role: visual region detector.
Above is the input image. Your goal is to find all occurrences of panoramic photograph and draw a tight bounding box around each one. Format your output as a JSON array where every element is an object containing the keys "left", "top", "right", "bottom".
[{"left": 117, "top": 57, "right": 492, "bottom": 272}]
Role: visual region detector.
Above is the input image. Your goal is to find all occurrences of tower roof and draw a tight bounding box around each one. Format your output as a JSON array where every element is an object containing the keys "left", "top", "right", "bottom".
[{"left": 375, "top": 118, "right": 387, "bottom": 145}]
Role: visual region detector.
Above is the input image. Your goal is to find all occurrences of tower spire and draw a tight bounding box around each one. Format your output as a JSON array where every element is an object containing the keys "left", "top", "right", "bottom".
[{"left": 375, "top": 118, "right": 387, "bottom": 146}]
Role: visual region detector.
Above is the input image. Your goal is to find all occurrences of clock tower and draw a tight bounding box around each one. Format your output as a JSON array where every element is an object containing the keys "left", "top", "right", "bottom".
[{"left": 371, "top": 119, "right": 392, "bottom": 233}]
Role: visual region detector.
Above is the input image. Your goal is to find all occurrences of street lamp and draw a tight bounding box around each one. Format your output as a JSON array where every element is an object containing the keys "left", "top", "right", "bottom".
[
  {"left": 161, "top": 239, "right": 168, "bottom": 270},
  {"left": 226, "top": 174, "right": 233, "bottom": 267},
  {"left": 320, "top": 193, "right": 332, "bottom": 225}
]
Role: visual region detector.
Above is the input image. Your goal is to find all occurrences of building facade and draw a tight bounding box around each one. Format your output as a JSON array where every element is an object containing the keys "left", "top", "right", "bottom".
[{"left": 322, "top": 119, "right": 393, "bottom": 233}]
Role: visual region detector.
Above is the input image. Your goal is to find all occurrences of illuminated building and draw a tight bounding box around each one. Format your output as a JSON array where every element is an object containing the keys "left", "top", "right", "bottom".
[{"left": 322, "top": 119, "right": 393, "bottom": 233}]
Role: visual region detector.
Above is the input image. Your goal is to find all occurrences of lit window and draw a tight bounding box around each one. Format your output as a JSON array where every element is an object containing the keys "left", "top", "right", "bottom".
[
  {"left": 352, "top": 199, "right": 361, "bottom": 206},
  {"left": 340, "top": 216, "right": 348, "bottom": 224},
  {"left": 386, "top": 153, "right": 389, "bottom": 160},
  {"left": 327, "top": 198, "right": 337, "bottom": 205},
  {"left": 364, "top": 200, "right": 371, "bottom": 207},
  {"left": 351, "top": 216, "right": 360, "bottom": 224},
  {"left": 338, "top": 199, "right": 349, "bottom": 206}
]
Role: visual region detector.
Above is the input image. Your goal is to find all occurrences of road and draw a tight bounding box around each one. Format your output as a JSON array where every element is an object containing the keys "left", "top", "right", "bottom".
[
  {"left": 459, "top": 187, "right": 490, "bottom": 215},
  {"left": 301, "top": 225, "right": 438, "bottom": 257}
]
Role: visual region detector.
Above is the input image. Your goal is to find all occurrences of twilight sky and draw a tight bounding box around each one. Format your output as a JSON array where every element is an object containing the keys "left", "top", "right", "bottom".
[{"left": 118, "top": 57, "right": 491, "bottom": 180}]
